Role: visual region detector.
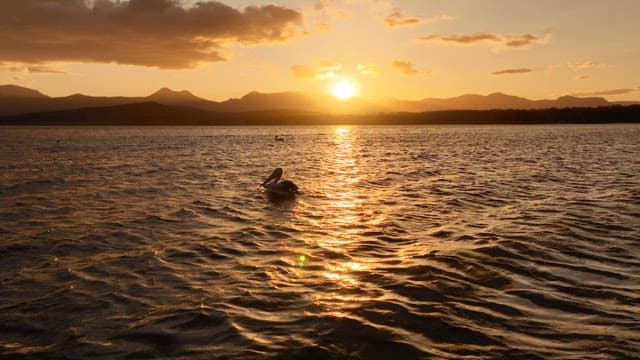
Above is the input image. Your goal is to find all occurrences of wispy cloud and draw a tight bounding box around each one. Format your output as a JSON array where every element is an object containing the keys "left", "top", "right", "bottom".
[
  {"left": 572, "top": 87, "right": 640, "bottom": 96},
  {"left": 491, "top": 68, "right": 533, "bottom": 75},
  {"left": 423, "top": 14, "right": 456, "bottom": 24},
  {"left": 314, "top": 0, "right": 335, "bottom": 11},
  {"left": 1, "top": 63, "right": 66, "bottom": 74},
  {"left": 392, "top": 60, "right": 429, "bottom": 75},
  {"left": 420, "top": 32, "right": 549, "bottom": 49},
  {"left": 356, "top": 63, "right": 378, "bottom": 77},
  {"left": 0, "top": 0, "right": 303, "bottom": 69},
  {"left": 291, "top": 65, "right": 317, "bottom": 80},
  {"left": 568, "top": 61, "right": 599, "bottom": 71},
  {"left": 291, "top": 60, "right": 342, "bottom": 80},
  {"left": 385, "top": 11, "right": 421, "bottom": 27},
  {"left": 383, "top": 8, "right": 453, "bottom": 28}
]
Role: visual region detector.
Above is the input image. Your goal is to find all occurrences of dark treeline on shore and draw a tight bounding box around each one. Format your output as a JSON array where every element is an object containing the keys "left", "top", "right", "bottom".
[{"left": 1, "top": 102, "right": 639, "bottom": 126}]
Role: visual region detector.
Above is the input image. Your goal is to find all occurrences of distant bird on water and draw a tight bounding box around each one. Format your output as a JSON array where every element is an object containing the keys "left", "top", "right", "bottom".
[
  {"left": 261, "top": 168, "right": 298, "bottom": 196},
  {"left": 275, "top": 135, "right": 285, "bottom": 142}
]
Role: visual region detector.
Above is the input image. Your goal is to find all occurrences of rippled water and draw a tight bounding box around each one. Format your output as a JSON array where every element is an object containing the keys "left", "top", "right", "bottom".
[{"left": 1, "top": 125, "right": 639, "bottom": 359}]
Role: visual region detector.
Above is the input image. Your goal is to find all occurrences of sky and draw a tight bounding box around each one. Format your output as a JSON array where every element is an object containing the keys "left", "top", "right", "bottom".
[{"left": 1, "top": 0, "right": 639, "bottom": 101}]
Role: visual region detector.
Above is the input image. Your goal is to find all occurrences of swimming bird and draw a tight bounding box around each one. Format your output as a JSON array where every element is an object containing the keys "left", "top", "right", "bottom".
[
  {"left": 261, "top": 168, "right": 298, "bottom": 195},
  {"left": 275, "top": 135, "right": 285, "bottom": 142}
]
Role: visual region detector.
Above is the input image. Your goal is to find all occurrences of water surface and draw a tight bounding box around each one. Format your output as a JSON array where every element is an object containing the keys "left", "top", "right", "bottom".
[{"left": 1, "top": 125, "right": 639, "bottom": 359}]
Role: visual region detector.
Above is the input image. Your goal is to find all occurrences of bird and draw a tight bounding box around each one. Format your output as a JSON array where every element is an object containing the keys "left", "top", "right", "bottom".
[{"left": 261, "top": 168, "right": 298, "bottom": 196}]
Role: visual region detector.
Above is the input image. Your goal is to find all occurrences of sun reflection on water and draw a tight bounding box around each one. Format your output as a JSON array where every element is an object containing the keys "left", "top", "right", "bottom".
[
  {"left": 269, "top": 126, "right": 389, "bottom": 311},
  {"left": 316, "top": 126, "right": 371, "bottom": 298}
]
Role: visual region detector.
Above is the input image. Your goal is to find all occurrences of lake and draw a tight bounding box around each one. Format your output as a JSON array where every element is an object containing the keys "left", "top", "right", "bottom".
[{"left": 1, "top": 124, "right": 639, "bottom": 359}]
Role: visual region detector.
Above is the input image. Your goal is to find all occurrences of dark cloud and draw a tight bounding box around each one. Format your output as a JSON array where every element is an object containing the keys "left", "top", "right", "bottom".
[
  {"left": 385, "top": 11, "right": 421, "bottom": 28},
  {"left": 420, "top": 32, "right": 545, "bottom": 48},
  {"left": 572, "top": 87, "right": 640, "bottom": 96},
  {"left": 491, "top": 68, "right": 533, "bottom": 75},
  {"left": 421, "top": 33, "right": 499, "bottom": 44},
  {"left": 392, "top": 60, "right": 427, "bottom": 75},
  {"left": 0, "top": 0, "right": 303, "bottom": 69}
]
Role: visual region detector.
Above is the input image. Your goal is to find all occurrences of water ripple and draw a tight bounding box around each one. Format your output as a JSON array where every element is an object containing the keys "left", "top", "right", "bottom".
[{"left": 0, "top": 125, "right": 639, "bottom": 359}]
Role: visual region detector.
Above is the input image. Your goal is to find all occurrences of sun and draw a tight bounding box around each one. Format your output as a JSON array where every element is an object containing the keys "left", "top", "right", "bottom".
[{"left": 332, "top": 80, "right": 355, "bottom": 100}]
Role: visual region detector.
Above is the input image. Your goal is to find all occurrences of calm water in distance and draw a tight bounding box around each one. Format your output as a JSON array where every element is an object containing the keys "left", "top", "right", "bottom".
[{"left": 1, "top": 124, "right": 639, "bottom": 359}]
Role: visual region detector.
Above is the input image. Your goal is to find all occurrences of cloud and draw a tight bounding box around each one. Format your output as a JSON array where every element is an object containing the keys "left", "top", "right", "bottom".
[
  {"left": 0, "top": 0, "right": 303, "bottom": 69},
  {"left": 383, "top": 9, "right": 453, "bottom": 28},
  {"left": 291, "top": 65, "right": 317, "bottom": 80},
  {"left": 572, "top": 87, "right": 640, "bottom": 97},
  {"left": 420, "top": 32, "right": 548, "bottom": 49},
  {"left": 385, "top": 11, "right": 421, "bottom": 27},
  {"left": 314, "top": 0, "right": 335, "bottom": 11},
  {"left": 356, "top": 63, "right": 378, "bottom": 77},
  {"left": 392, "top": 60, "right": 429, "bottom": 75},
  {"left": 330, "top": 9, "right": 351, "bottom": 20},
  {"left": 291, "top": 60, "right": 342, "bottom": 80},
  {"left": 491, "top": 68, "right": 533, "bottom": 75},
  {"left": 2, "top": 63, "right": 66, "bottom": 74},
  {"left": 422, "top": 14, "right": 456, "bottom": 24},
  {"left": 433, "top": 14, "right": 456, "bottom": 22},
  {"left": 568, "top": 61, "right": 597, "bottom": 71},
  {"left": 576, "top": 75, "right": 591, "bottom": 80},
  {"left": 316, "top": 60, "right": 342, "bottom": 72}
]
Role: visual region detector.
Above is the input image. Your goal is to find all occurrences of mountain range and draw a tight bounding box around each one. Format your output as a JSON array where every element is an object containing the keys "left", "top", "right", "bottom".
[{"left": 1, "top": 84, "right": 636, "bottom": 117}]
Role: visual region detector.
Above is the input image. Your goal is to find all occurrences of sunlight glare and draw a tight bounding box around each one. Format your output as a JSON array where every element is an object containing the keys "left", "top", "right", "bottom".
[
  {"left": 332, "top": 80, "right": 355, "bottom": 100},
  {"left": 335, "top": 126, "right": 351, "bottom": 135}
]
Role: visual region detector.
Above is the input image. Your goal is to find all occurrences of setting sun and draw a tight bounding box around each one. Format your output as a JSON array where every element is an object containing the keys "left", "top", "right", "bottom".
[{"left": 332, "top": 80, "right": 355, "bottom": 100}]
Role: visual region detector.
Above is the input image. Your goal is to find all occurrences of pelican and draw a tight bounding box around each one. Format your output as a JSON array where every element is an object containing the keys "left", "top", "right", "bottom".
[{"left": 261, "top": 168, "right": 298, "bottom": 196}]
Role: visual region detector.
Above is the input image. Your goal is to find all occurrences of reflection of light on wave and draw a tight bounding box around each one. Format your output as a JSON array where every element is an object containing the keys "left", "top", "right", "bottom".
[
  {"left": 319, "top": 126, "right": 361, "bottom": 248},
  {"left": 317, "top": 127, "right": 368, "bottom": 294},
  {"left": 323, "top": 261, "right": 369, "bottom": 287},
  {"left": 270, "top": 126, "right": 387, "bottom": 310}
]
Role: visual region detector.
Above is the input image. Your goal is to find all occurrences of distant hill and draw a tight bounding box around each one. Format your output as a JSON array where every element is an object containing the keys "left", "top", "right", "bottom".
[
  {"left": 215, "top": 91, "right": 386, "bottom": 113},
  {"left": 411, "top": 93, "right": 610, "bottom": 111},
  {"left": 0, "top": 85, "right": 219, "bottom": 116},
  {"left": 0, "top": 84, "right": 636, "bottom": 117},
  {"left": 0, "top": 84, "right": 48, "bottom": 98},
  {"left": 147, "top": 87, "right": 221, "bottom": 109}
]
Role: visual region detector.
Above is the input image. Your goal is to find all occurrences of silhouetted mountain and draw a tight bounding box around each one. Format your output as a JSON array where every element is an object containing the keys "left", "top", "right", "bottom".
[
  {"left": 0, "top": 84, "right": 633, "bottom": 116},
  {"left": 536, "top": 96, "right": 609, "bottom": 109},
  {"left": 412, "top": 93, "right": 610, "bottom": 111},
  {"left": 0, "top": 85, "right": 215, "bottom": 116},
  {"left": 148, "top": 87, "right": 215, "bottom": 104},
  {"left": 215, "top": 91, "right": 385, "bottom": 113},
  {"left": 413, "top": 92, "right": 531, "bottom": 111},
  {"left": 0, "top": 84, "right": 48, "bottom": 98}
]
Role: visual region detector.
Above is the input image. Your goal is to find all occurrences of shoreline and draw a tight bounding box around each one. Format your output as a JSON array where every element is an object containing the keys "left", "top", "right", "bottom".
[{"left": 1, "top": 103, "right": 639, "bottom": 126}]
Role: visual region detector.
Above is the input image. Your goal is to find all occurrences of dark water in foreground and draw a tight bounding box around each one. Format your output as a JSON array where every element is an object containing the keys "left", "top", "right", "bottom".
[{"left": 1, "top": 125, "right": 639, "bottom": 359}]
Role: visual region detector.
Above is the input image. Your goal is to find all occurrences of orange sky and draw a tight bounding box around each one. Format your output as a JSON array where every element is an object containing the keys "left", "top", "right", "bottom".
[{"left": 1, "top": 0, "right": 639, "bottom": 101}]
